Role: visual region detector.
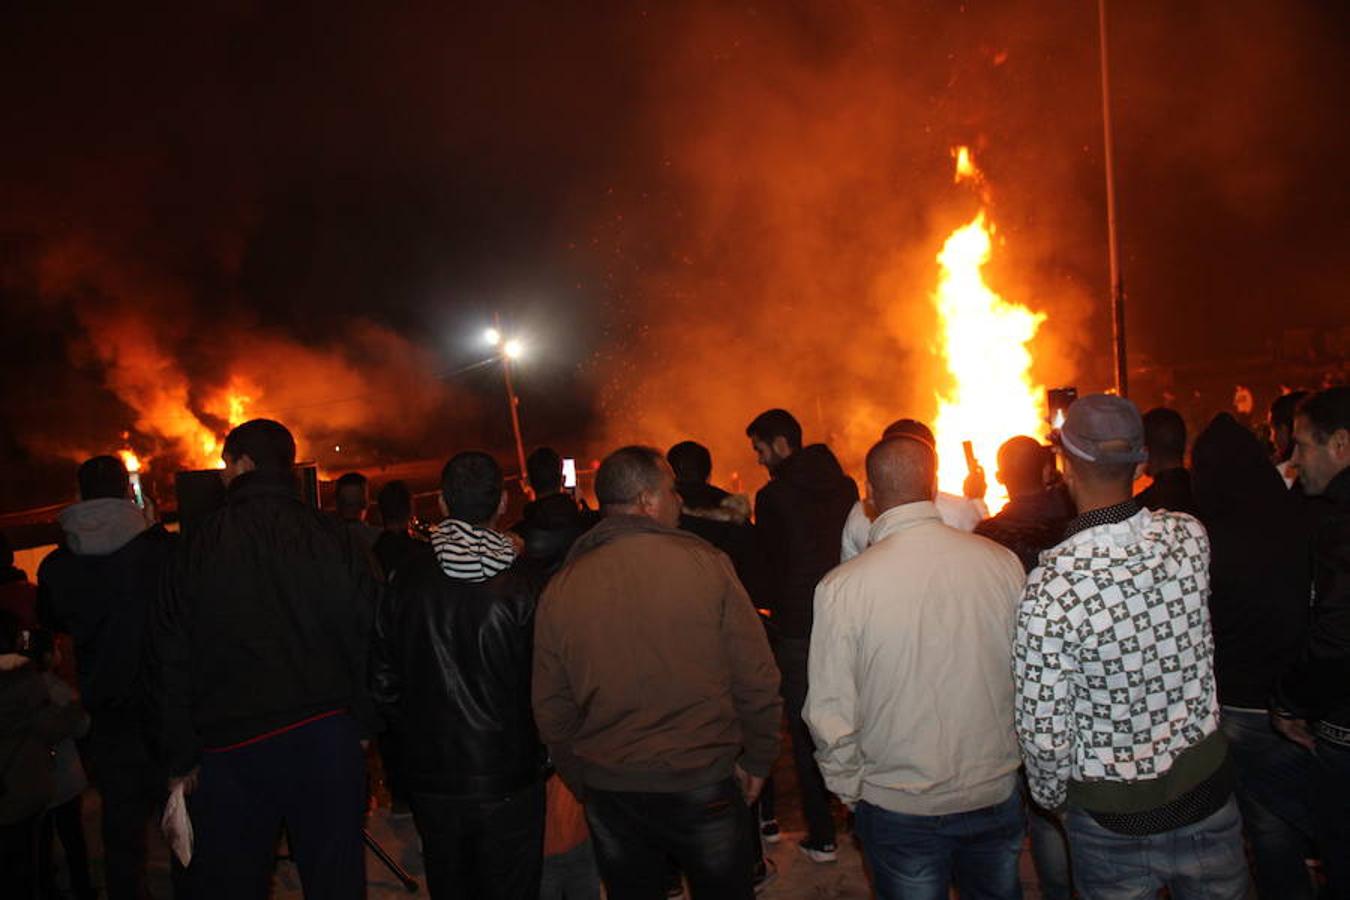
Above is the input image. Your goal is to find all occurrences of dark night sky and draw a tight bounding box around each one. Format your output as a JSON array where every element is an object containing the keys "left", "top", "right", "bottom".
[{"left": 2, "top": 2, "right": 1348, "bottom": 512}]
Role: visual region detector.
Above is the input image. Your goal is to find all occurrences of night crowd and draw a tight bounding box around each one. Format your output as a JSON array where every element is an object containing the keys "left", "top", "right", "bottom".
[{"left": 1, "top": 384, "right": 1348, "bottom": 900}]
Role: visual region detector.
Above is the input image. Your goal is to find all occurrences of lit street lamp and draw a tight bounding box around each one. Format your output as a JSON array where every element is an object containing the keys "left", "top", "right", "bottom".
[{"left": 484, "top": 317, "right": 532, "bottom": 499}]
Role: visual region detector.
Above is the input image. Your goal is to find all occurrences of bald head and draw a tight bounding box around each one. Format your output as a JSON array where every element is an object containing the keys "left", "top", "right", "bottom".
[{"left": 866, "top": 436, "right": 938, "bottom": 513}]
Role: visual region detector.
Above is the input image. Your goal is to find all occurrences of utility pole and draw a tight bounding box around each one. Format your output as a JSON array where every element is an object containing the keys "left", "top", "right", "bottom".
[
  {"left": 1098, "top": 0, "right": 1128, "bottom": 396},
  {"left": 493, "top": 312, "right": 532, "bottom": 500}
]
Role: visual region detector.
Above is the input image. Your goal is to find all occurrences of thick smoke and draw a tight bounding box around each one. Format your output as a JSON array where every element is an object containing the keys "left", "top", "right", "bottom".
[
  {"left": 1, "top": 2, "right": 1346, "bottom": 512},
  {"left": 573, "top": 1, "right": 1348, "bottom": 487}
]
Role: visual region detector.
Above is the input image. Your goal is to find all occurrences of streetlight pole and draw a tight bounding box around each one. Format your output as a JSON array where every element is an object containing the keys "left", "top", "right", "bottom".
[
  {"left": 492, "top": 313, "right": 532, "bottom": 500},
  {"left": 1098, "top": 0, "right": 1128, "bottom": 397}
]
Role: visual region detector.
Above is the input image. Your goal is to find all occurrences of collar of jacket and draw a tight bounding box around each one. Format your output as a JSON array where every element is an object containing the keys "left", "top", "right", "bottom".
[
  {"left": 868, "top": 500, "right": 942, "bottom": 545},
  {"left": 227, "top": 469, "right": 299, "bottom": 504},
  {"left": 1063, "top": 498, "right": 1140, "bottom": 540},
  {"left": 1327, "top": 466, "right": 1350, "bottom": 507},
  {"left": 563, "top": 513, "right": 690, "bottom": 566}
]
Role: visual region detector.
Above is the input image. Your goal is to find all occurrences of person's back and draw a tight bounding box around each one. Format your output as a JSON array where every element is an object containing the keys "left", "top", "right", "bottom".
[
  {"left": 533, "top": 446, "right": 780, "bottom": 897},
  {"left": 152, "top": 419, "right": 375, "bottom": 900},
  {"left": 1136, "top": 406, "right": 1199, "bottom": 516},
  {"left": 36, "top": 454, "right": 177, "bottom": 900},
  {"left": 513, "top": 446, "right": 596, "bottom": 573},
  {"left": 374, "top": 451, "right": 548, "bottom": 899},
  {"left": 813, "top": 512, "right": 1024, "bottom": 812},
  {"left": 808, "top": 436, "right": 1025, "bottom": 899},
  {"left": 974, "top": 436, "right": 1073, "bottom": 573},
  {"left": 1016, "top": 395, "right": 1247, "bottom": 900},
  {"left": 166, "top": 469, "right": 375, "bottom": 751}
]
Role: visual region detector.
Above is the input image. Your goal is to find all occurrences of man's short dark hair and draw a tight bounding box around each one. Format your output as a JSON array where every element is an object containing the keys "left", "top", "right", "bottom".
[
  {"left": 223, "top": 419, "right": 296, "bottom": 473},
  {"left": 440, "top": 452, "right": 503, "bottom": 525},
  {"left": 997, "top": 436, "right": 1048, "bottom": 495},
  {"left": 595, "top": 446, "right": 667, "bottom": 508},
  {"left": 1142, "top": 407, "right": 1187, "bottom": 464},
  {"left": 666, "top": 441, "right": 713, "bottom": 484},
  {"left": 1298, "top": 386, "right": 1350, "bottom": 442},
  {"left": 0, "top": 531, "right": 13, "bottom": 570},
  {"left": 1064, "top": 450, "right": 1137, "bottom": 489},
  {"left": 77, "top": 455, "right": 130, "bottom": 501},
  {"left": 526, "top": 447, "right": 564, "bottom": 494},
  {"left": 377, "top": 480, "right": 413, "bottom": 524},
  {"left": 882, "top": 418, "right": 936, "bottom": 447},
  {"left": 745, "top": 409, "right": 802, "bottom": 451},
  {"left": 335, "top": 472, "right": 368, "bottom": 515},
  {"left": 1271, "top": 390, "right": 1311, "bottom": 431}
]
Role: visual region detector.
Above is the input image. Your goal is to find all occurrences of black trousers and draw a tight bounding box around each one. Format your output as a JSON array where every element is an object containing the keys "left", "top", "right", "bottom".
[
  {"left": 409, "top": 780, "right": 545, "bottom": 900},
  {"left": 188, "top": 712, "right": 367, "bottom": 900},
  {"left": 0, "top": 815, "right": 40, "bottom": 899},
  {"left": 586, "top": 778, "right": 755, "bottom": 900},
  {"left": 39, "top": 794, "right": 97, "bottom": 900},
  {"left": 85, "top": 727, "right": 164, "bottom": 900},
  {"left": 772, "top": 635, "right": 836, "bottom": 846}
]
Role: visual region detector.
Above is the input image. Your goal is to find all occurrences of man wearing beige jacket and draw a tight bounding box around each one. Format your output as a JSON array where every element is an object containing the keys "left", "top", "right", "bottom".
[
  {"left": 533, "top": 445, "right": 782, "bottom": 899},
  {"left": 805, "top": 434, "right": 1027, "bottom": 900}
]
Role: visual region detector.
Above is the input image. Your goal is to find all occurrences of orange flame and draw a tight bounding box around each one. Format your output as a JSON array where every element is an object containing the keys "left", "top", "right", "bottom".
[
  {"left": 932, "top": 148, "right": 1047, "bottom": 513},
  {"left": 118, "top": 448, "right": 142, "bottom": 473}
]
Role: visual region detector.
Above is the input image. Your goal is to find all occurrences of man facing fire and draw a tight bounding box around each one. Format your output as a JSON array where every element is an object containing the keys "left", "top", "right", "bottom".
[{"left": 150, "top": 418, "right": 379, "bottom": 899}]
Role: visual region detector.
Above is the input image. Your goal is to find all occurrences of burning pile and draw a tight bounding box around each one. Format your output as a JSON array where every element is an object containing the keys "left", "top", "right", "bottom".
[{"left": 932, "top": 147, "right": 1048, "bottom": 512}]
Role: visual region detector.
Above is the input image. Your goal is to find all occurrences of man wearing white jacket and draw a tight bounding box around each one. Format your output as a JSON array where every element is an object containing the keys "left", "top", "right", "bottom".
[{"left": 805, "top": 434, "right": 1026, "bottom": 900}]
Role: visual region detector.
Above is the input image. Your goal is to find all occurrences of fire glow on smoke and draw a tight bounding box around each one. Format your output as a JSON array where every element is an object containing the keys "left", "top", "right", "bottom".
[{"left": 932, "top": 147, "right": 1047, "bottom": 513}]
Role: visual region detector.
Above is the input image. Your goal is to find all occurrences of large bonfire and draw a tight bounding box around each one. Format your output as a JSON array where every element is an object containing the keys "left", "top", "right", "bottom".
[{"left": 931, "top": 147, "right": 1048, "bottom": 512}]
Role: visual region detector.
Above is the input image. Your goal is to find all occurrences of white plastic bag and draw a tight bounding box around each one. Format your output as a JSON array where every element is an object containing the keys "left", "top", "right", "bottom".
[{"left": 161, "top": 781, "right": 194, "bottom": 866}]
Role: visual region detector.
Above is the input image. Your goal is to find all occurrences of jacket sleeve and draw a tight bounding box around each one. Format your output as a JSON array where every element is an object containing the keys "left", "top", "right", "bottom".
[
  {"left": 148, "top": 545, "right": 201, "bottom": 776},
  {"left": 747, "top": 486, "right": 787, "bottom": 610},
  {"left": 531, "top": 584, "right": 585, "bottom": 796},
  {"left": 840, "top": 500, "right": 868, "bottom": 563},
  {"left": 804, "top": 574, "right": 863, "bottom": 806},
  {"left": 718, "top": 557, "right": 782, "bottom": 777},
  {"left": 1277, "top": 530, "right": 1350, "bottom": 718},
  {"left": 339, "top": 529, "right": 382, "bottom": 740},
  {"left": 369, "top": 573, "right": 402, "bottom": 727},
  {"left": 1014, "top": 568, "right": 1080, "bottom": 811}
]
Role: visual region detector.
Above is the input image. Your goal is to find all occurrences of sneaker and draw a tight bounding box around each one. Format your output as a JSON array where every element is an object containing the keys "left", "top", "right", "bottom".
[
  {"left": 753, "top": 857, "right": 778, "bottom": 893},
  {"left": 797, "top": 839, "right": 838, "bottom": 863},
  {"left": 759, "top": 818, "right": 781, "bottom": 844}
]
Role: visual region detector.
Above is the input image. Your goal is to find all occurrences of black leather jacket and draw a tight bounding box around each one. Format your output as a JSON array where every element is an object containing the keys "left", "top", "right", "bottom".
[{"left": 371, "top": 545, "right": 548, "bottom": 796}]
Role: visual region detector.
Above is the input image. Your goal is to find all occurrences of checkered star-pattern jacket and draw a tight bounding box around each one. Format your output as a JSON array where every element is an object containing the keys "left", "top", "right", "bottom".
[{"left": 1014, "top": 507, "right": 1218, "bottom": 810}]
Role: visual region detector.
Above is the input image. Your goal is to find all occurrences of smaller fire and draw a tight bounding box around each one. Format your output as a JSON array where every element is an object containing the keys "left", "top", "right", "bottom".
[{"left": 118, "top": 449, "right": 143, "bottom": 473}]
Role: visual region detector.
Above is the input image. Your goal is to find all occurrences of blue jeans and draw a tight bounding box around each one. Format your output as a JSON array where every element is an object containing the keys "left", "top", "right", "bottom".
[
  {"left": 1065, "top": 795, "right": 1250, "bottom": 900},
  {"left": 1027, "top": 795, "right": 1073, "bottom": 900},
  {"left": 854, "top": 787, "right": 1024, "bottom": 900},
  {"left": 1221, "top": 707, "right": 1318, "bottom": 899},
  {"left": 585, "top": 777, "right": 754, "bottom": 899}
]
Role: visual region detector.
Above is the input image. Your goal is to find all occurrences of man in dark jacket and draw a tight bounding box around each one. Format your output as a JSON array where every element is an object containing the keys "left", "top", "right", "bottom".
[
  {"left": 372, "top": 479, "right": 425, "bottom": 582},
  {"left": 1193, "top": 414, "right": 1319, "bottom": 900},
  {"left": 974, "top": 436, "right": 1074, "bottom": 573},
  {"left": 1276, "top": 386, "right": 1350, "bottom": 897},
  {"left": 668, "top": 440, "right": 755, "bottom": 582},
  {"left": 745, "top": 408, "right": 858, "bottom": 862},
  {"left": 512, "top": 447, "right": 595, "bottom": 573},
  {"left": 38, "top": 454, "right": 179, "bottom": 900},
  {"left": 373, "top": 451, "right": 548, "bottom": 899},
  {"left": 151, "top": 419, "right": 377, "bottom": 900},
  {"left": 1135, "top": 407, "right": 1199, "bottom": 516}
]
